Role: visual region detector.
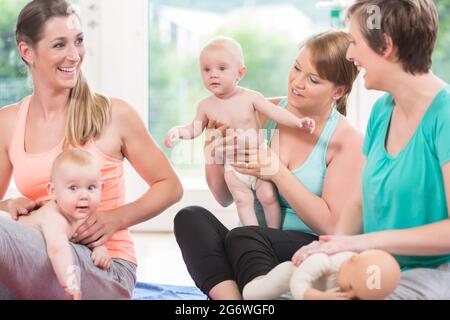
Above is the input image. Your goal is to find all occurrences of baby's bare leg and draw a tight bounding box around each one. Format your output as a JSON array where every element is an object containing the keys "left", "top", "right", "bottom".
[
  {"left": 224, "top": 170, "right": 258, "bottom": 226},
  {"left": 255, "top": 179, "right": 281, "bottom": 228}
]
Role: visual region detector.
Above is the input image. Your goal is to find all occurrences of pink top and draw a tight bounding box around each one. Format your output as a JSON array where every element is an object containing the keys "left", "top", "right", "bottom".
[{"left": 8, "top": 96, "right": 136, "bottom": 264}]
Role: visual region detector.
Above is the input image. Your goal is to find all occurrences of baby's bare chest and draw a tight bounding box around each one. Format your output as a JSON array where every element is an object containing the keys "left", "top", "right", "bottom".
[{"left": 205, "top": 100, "right": 259, "bottom": 130}]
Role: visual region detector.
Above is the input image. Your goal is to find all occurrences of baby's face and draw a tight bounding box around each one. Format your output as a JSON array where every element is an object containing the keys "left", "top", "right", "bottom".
[
  {"left": 199, "top": 48, "right": 242, "bottom": 97},
  {"left": 51, "top": 162, "right": 102, "bottom": 220}
]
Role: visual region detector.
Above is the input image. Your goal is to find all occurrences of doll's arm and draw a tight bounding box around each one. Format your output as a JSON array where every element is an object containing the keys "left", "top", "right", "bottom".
[{"left": 289, "top": 253, "right": 331, "bottom": 300}]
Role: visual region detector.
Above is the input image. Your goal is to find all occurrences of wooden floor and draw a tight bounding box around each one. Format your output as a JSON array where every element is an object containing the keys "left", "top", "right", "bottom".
[{"left": 130, "top": 231, "right": 195, "bottom": 286}]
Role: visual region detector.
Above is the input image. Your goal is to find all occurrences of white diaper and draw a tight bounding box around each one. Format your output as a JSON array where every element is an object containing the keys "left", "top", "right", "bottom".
[
  {"left": 223, "top": 138, "right": 267, "bottom": 190},
  {"left": 224, "top": 164, "right": 257, "bottom": 190}
]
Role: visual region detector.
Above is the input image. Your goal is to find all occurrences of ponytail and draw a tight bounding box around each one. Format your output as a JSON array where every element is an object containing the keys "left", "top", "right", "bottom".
[
  {"left": 335, "top": 96, "right": 347, "bottom": 116},
  {"left": 65, "top": 71, "right": 111, "bottom": 147}
]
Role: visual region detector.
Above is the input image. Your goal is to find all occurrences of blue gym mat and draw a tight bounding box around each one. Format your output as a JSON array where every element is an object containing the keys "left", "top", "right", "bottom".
[{"left": 132, "top": 282, "right": 207, "bottom": 300}]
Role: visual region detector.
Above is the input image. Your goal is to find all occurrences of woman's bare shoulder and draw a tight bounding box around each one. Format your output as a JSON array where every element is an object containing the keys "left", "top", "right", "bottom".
[
  {"left": 329, "top": 116, "right": 364, "bottom": 157},
  {"left": 108, "top": 97, "right": 140, "bottom": 121},
  {"left": 0, "top": 102, "right": 20, "bottom": 122},
  {"left": 108, "top": 97, "right": 146, "bottom": 133}
]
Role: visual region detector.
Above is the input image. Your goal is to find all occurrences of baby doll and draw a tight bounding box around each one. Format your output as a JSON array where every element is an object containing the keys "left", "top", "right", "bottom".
[{"left": 243, "top": 249, "right": 401, "bottom": 300}]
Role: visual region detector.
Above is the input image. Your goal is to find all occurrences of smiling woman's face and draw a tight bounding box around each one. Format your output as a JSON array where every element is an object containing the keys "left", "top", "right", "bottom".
[{"left": 29, "top": 14, "right": 85, "bottom": 91}]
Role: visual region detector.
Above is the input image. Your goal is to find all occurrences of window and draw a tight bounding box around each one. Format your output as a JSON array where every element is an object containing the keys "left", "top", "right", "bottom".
[
  {"left": 0, "top": 0, "right": 82, "bottom": 108},
  {"left": 433, "top": 1, "right": 450, "bottom": 83},
  {"left": 0, "top": 0, "right": 31, "bottom": 108},
  {"left": 149, "top": 0, "right": 332, "bottom": 189}
]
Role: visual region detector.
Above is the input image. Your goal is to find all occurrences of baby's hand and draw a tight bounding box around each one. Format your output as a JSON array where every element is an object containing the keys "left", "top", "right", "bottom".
[
  {"left": 164, "top": 127, "right": 180, "bottom": 148},
  {"left": 299, "top": 117, "right": 315, "bottom": 134},
  {"left": 91, "top": 246, "right": 112, "bottom": 270}
]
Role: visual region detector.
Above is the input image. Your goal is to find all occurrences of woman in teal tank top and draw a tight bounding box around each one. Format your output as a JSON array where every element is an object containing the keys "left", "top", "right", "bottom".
[
  {"left": 293, "top": 0, "right": 450, "bottom": 300},
  {"left": 174, "top": 31, "right": 364, "bottom": 299}
]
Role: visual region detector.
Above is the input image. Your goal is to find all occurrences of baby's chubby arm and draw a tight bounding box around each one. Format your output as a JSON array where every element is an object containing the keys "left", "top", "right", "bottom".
[
  {"left": 252, "top": 92, "right": 315, "bottom": 133},
  {"left": 165, "top": 101, "right": 209, "bottom": 148},
  {"left": 40, "top": 213, "right": 81, "bottom": 300}
]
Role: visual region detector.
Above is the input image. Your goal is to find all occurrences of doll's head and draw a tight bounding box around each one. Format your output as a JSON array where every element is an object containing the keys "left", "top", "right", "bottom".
[
  {"left": 199, "top": 36, "right": 247, "bottom": 98},
  {"left": 336, "top": 249, "right": 401, "bottom": 300}
]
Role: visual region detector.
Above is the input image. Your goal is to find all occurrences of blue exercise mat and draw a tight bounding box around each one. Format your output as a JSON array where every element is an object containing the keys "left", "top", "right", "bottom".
[{"left": 132, "top": 282, "right": 207, "bottom": 300}]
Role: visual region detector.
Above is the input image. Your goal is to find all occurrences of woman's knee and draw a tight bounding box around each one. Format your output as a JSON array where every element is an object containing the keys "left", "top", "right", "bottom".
[
  {"left": 173, "top": 206, "right": 218, "bottom": 242},
  {"left": 225, "top": 226, "right": 261, "bottom": 253},
  {"left": 174, "top": 206, "right": 212, "bottom": 229}
]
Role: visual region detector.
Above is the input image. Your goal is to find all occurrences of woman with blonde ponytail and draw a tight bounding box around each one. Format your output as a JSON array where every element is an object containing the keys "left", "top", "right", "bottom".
[{"left": 0, "top": 0, "right": 182, "bottom": 299}]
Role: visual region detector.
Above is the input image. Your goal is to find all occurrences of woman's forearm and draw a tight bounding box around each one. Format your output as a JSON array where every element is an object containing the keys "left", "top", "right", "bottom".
[
  {"left": 205, "top": 164, "right": 233, "bottom": 207},
  {"left": 113, "top": 175, "right": 183, "bottom": 229},
  {"left": 362, "top": 219, "right": 450, "bottom": 256},
  {"left": 272, "top": 165, "right": 337, "bottom": 234}
]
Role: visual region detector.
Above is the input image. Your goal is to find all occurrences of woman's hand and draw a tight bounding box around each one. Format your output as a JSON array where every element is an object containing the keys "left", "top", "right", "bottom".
[
  {"left": 291, "top": 235, "right": 373, "bottom": 266},
  {"left": 72, "top": 211, "right": 118, "bottom": 248},
  {"left": 204, "top": 120, "right": 230, "bottom": 165},
  {"left": 5, "top": 197, "right": 42, "bottom": 220},
  {"left": 231, "top": 142, "right": 283, "bottom": 182}
]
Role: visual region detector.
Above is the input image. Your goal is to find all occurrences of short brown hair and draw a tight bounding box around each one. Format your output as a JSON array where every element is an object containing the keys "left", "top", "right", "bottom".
[
  {"left": 303, "top": 31, "right": 359, "bottom": 116},
  {"left": 347, "top": 0, "right": 438, "bottom": 74}
]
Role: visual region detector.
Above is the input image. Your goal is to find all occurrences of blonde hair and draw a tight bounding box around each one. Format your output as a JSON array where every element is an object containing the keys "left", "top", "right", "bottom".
[
  {"left": 302, "top": 31, "right": 359, "bottom": 116},
  {"left": 16, "top": 0, "right": 111, "bottom": 147},
  {"left": 51, "top": 149, "right": 99, "bottom": 181},
  {"left": 200, "top": 36, "right": 245, "bottom": 67}
]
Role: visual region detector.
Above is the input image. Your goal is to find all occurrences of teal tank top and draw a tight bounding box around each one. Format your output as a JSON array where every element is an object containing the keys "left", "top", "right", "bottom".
[
  {"left": 254, "top": 98, "right": 340, "bottom": 234},
  {"left": 362, "top": 87, "right": 450, "bottom": 270}
]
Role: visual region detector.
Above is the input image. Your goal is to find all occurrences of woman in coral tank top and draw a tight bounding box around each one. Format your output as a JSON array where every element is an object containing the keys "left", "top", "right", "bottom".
[{"left": 0, "top": 0, "right": 182, "bottom": 299}]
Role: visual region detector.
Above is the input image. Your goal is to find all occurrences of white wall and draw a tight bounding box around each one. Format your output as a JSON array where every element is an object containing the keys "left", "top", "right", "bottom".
[{"left": 347, "top": 73, "right": 384, "bottom": 133}]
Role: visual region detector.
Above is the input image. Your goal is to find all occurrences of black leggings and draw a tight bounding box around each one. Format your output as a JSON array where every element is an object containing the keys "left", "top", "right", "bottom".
[{"left": 173, "top": 206, "right": 318, "bottom": 295}]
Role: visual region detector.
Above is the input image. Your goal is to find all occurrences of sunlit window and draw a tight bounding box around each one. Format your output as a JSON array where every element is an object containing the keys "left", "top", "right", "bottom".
[
  {"left": 0, "top": 0, "right": 82, "bottom": 107},
  {"left": 149, "top": 0, "right": 332, "bottom": 188},
  {"left": 0, "top": 0, "right": 31, "bottom": 107}
]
